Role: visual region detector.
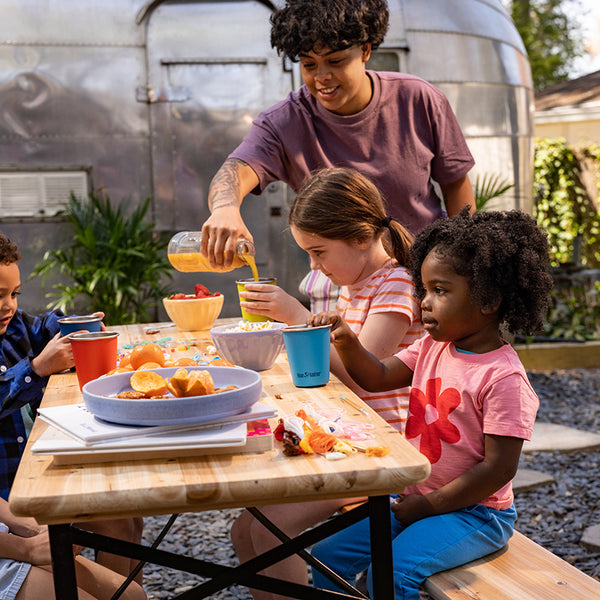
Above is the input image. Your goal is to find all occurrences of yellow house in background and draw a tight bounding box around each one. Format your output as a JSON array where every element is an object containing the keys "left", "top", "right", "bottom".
[{"left": 534, "top": 70, "right": 600, "bottom": 145}]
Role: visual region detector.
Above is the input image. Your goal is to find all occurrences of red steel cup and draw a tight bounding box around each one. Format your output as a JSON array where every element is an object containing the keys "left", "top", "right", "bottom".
[{"left": 69, "top": 331, "right": 119, "bottom": 390}]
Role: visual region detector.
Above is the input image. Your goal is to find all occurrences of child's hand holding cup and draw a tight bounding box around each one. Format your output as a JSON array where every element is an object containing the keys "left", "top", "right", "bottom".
[
  {"left": 282, "top": 322, "right": 331, "bottom": 388},
  {"left": 57, "top": 313, "right": 104, "bottom": 336},
  {"left": 236, "top": 277, "right": 277, "bottom": 322}
]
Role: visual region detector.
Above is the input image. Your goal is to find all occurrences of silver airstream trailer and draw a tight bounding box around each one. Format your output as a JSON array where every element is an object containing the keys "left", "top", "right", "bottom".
[{"left": 0, "top": 0, "right": 532, "bottom": 317}]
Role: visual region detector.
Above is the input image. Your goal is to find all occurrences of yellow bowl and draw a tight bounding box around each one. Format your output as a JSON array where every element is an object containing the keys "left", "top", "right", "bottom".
[{"left": 162, "top": 294, "right": 224, "bottom": 331}]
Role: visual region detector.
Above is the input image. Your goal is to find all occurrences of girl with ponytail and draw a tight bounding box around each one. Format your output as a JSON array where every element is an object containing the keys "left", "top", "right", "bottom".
[{"left": 231, "top": 167, "right": 424, "bottom": 599}]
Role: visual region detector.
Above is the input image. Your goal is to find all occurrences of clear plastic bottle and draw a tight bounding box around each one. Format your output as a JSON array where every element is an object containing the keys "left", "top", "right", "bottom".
[{"left": 167, "top": 231, "right": 257, "bottom": 277}]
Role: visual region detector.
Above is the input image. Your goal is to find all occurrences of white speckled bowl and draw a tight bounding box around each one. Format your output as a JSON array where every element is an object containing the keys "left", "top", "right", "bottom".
[{"left": 209, "top": 322, "right": 287, "bottom": 371}]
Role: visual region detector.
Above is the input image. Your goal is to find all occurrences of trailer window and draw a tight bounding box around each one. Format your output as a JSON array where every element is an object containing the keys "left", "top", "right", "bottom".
[
  {"left": 367, "top": 51, "right": 404, "bottom": 73},
  {"left": 0, "top": 171, "right": 88, "bottom": 219}
]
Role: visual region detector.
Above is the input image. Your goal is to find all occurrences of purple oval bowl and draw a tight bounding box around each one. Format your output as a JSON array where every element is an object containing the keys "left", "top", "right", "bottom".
[{"left": 82, "top": 365, "right": 262, "bottom": 426}]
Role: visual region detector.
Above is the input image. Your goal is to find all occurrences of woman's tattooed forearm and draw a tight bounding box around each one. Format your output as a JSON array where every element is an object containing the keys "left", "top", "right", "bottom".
[{"left": 209, "top": 159, "right": 244, "bottom": 211}]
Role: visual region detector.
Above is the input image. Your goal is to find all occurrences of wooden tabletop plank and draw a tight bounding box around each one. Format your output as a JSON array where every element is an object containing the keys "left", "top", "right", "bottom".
[{"left": 9, "top": 322, "right": 430, "bottom": 524}]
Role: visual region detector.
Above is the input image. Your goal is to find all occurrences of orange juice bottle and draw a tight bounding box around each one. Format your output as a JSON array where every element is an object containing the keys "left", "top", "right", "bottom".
[{"left": 167, "top": 231, "right": 258, "bottom": 279}]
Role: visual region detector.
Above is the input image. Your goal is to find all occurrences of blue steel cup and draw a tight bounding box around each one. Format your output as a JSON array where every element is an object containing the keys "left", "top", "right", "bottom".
[
  {"left": 282, "top": 324, "right": 331, "bottom": 387},
  {"left": 58, "top": 315, "right": 103, "bottom": 336}
]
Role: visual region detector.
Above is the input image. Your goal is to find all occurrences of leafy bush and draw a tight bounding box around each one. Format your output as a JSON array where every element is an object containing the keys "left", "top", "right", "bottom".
[
  {"left": 542, "top": 282, "right": 600, "bottom": 341},
  {"left": 31, "top": 191, "right": 172, "bottom": 325},
  {"left": 532, "top": 138, "right": 600, "bottom": 340},
  {"left": 534, "top": 138, "right": 600, "bottom": 267}
]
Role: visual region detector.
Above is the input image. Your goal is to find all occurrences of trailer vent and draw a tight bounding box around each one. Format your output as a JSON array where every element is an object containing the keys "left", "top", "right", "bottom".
[{"left": 0, "top": 171, "right": 88, "bottom": 218}]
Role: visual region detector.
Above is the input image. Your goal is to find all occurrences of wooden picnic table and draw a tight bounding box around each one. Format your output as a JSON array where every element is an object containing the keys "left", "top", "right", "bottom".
[{"left": 9, "top": 321, "right": 431, "bottom": 599}]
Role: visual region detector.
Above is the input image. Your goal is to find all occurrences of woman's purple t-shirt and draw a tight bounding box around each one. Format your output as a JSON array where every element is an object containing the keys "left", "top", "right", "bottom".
[{"left": 229, "top": 71, "right": 474, "bottom": 234}]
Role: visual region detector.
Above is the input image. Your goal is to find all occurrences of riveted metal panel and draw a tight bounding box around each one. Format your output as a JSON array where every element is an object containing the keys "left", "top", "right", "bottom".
[
  {"left": 394, "top": 0, "right": 533, "bottom": 214},
  {"left": 0, "top": 0, "right": 534, "bottom": 315},
  {"left": 0, "top": 0, "right": 144, "bottom": 45}
]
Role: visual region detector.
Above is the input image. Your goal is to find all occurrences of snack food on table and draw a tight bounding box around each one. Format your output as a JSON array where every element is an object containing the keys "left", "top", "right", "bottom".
[
  {"left": 274, "top": 407, "right": 390, "bottom": 458},
  {"left": 109, "top": 367, "right": 135, "bottom": 375},
  {"left": 129, "top": 342, "right": 165, "bottom": 370},
  {"left": 163, "top": 286, "right": 225, "bottom": 331},
  {"left": 116, "top": 390, "right": 147, "bottom": 399},
  {"left": 138, "top": 361, "right": 162, "bottom": 370},
  {"left": 274, "top": 409, "right": 353, "bottom": 457},
  {"left": 171, "top": 356, "right": 199, "bottom": 367},
  {"left": 117, "top": 367, "right": 221, "bottom": 400},
  {"left": 118, "top": 354, "right": 133, "bottom": 369},
  {"left": 110, "top": 340, "right": 235, "bottom": 377},
  {"left": 130, "top": 370, "right": 169, "bottom": 397},
  {"left": 167, "top": 368, "right": 214, "bottom": 397},
  {"left": 225, "top": 320, "right": 274, "bottom": 332}
]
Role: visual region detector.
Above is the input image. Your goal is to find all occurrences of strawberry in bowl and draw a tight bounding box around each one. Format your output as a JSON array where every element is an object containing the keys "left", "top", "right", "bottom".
[
  {"left": 169, "top": 284, "right": 222, "bottom": 300},
  {"left": 163, "top": 284, "right": 224, "bottom": 331}
]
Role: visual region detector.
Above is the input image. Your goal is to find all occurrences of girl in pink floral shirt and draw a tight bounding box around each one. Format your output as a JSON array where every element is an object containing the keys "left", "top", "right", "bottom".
[{"left": 310, "top": 208, "right": 553, "bottom": 600}]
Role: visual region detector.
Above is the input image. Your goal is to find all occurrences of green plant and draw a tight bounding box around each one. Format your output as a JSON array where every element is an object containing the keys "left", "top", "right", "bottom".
[
  {"left": 534, "top": 138, "right": 600, "bottom": 267},
  {"left": 542, "top": 281, "right": 600, "bottom": 341},
  {"left": 31, "top": 191, "right": 172, "bottom": 325},
  {"left": 473, "top": 173, "right": 514, "bottom": 211},
  {"left": 528, "top": 138, "right": 600, "bottom": 340},
  {"left": 509, "top": 0, "right": 583, "bottom": 90}
]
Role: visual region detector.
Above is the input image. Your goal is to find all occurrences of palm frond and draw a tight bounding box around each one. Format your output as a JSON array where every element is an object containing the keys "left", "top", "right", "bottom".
[{"left": 474, "top": 173, "right": 515, "bottom": 210}]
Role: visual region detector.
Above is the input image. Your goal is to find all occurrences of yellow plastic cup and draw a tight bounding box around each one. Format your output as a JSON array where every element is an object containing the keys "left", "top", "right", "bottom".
[{"left": 236, "top": 277, "right": 277, "bottom": 322}]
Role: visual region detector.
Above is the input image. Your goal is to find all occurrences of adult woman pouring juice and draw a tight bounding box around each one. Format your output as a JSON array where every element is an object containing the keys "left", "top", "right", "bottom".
[{"left": 200, "top": 0, "right": 475, "bottom": 314}]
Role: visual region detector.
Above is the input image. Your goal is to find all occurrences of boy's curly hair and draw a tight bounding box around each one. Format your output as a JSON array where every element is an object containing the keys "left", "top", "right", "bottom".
[
  {"left": 0, "top": 232, "right": 21, "bottom": 265},
  {"left": 270, "top": 0, "right": 389, "bottom": 61},
  {"left": 409, "top": 208, "right": 553, "bottom": 335}
]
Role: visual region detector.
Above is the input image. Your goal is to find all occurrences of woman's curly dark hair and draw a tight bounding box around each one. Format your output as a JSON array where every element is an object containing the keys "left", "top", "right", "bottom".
[
  {"left": 0, "top": 232, "right": 21, "bottom": 265},
  {"left": 270, "top": 0, "right": 389, "bottom": 61},
  {"left": 409, "top": 208, "right": 553, "bottom": 335}
]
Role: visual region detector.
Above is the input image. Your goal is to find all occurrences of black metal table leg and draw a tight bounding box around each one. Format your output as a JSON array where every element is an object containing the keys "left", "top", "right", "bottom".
[
  {"left": 110, "top": 513, "right": 180, "bottom": 600},
  {"left": 51, "top": 495, "right": 395, "bottom": 599},
  {"left": 48, "top": 523, "right": 78, "bottom": 600},
  {"left": 369, "top": 495, "right": 395, "bottom": 599},
  {"left": 247, "top": 507, "right": 368, "bottom": 598}
]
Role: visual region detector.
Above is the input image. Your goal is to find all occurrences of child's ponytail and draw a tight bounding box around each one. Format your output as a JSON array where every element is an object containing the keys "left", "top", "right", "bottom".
[
  {"left": 383, "top": 218, "right": 413, "bottom": 267},
  {"left": 291, "top": 167, "right": 413, "bottom": 266}
]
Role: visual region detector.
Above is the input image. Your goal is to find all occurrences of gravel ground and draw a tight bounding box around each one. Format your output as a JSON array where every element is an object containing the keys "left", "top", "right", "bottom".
[
  {"left": 514, "top": 368, "right": 600, "bottom": 580},
  {"left": 140, "top": 368, "right": 600, "bottom": 599},
  {"left": 141, "top": 509, "right": 249, "bottom": 599}
]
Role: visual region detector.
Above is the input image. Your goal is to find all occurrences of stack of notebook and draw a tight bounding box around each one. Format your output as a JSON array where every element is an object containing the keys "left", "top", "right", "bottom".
[{"left": 32, "top": 402, "right": 276, "bottom": 465}]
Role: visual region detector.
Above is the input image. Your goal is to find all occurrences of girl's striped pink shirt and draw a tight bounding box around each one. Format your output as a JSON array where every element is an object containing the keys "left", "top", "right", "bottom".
[{"left": 337, "top": 261, "right": 424, "bottom": 432}]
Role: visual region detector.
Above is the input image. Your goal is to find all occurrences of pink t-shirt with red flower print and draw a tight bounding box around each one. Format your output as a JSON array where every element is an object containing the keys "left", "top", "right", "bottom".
[{"left": 395, "top": 335, "right": 539, "bottom": 510}]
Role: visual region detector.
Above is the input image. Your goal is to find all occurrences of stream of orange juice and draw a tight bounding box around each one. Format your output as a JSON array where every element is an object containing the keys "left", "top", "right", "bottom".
[
  {"left": 168, "top": 251, "right": 259, "bottom": 281},
  {"left": 244, "top": 253, "right": 260, "bottom": 281}
]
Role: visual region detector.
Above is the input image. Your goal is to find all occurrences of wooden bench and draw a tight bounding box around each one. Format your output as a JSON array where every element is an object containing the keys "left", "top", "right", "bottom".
[
  {"left": 339, "top": 503, "right": 600, "bottom": 599},
  {"left": 424, "top": 530, "right": 600, "bottom": 600}
]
